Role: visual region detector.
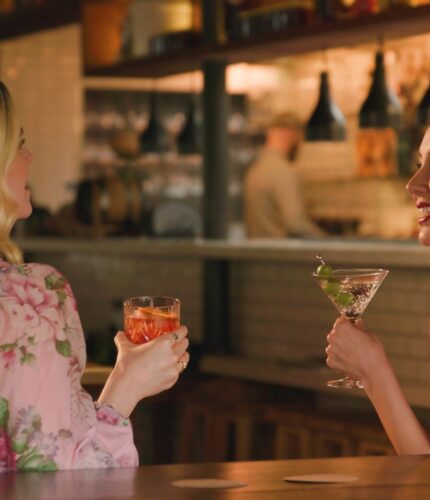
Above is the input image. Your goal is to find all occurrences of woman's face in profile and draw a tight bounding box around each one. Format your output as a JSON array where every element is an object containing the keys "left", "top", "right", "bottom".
[
  {"left": 406, "top": 127, "right": 430, "bottom": 246},
  {"left": 5, "top": 130, "right": 33, "bottom": 220}
]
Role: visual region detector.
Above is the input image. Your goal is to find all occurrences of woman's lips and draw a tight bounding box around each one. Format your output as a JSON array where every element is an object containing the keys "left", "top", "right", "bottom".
[
  {"left": 419, "top": 214, "right": 430, "bottom": 225},
  {"left": 417, "top": 203, "right": 430, "bottom": 224}
]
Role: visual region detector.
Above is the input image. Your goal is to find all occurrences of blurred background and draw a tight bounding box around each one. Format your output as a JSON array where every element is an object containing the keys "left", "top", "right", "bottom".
[
  {"left": 4, "top": 0, "right": 430, "bottom": 467},
  {"left": 3, "top": 0, "right": 430, "bottom": 240}
]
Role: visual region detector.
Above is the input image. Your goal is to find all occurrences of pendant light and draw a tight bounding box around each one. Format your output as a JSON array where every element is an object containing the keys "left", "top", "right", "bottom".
[
  {"left": 140, "top": 91, "right": 164, "bottom": 153},
  {"left": 177, "top": 94, "right": 201, "bottom": 155},
  {"left": 359, "top": 51, "right": 402, "bottom": 129},
  {"left": 305, "top": 71, "right": 346, "bottom": 142},
  {"left": 417, "top": 84, "right": 430, "bottom": 127}
]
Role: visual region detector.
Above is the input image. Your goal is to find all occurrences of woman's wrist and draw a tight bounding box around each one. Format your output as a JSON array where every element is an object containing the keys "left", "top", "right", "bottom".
[
  {"left": 360, "top": 347, "right": 392, "bottom": 393},
  {"left": 97, "top": 364, "right": 136, "bottom": 419}
]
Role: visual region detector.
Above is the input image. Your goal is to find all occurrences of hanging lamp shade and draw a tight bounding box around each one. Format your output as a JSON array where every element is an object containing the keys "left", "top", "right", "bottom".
[
  {"left": 417, "top": 84, "right": 430, "bottom": 127},
  {"left": 359, "top": 51, "right": 402, "bottom": 129},
  {"left": 140, "top": 92, "right": 163, "bottom": 153},
  {"left": 305, "top": 71, "right": 346, "bottom": 142},
  {"left": 177, "top": 95, "right": 201, "bottom": 155}
]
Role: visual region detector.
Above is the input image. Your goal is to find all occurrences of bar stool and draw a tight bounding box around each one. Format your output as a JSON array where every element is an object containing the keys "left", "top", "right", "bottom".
[
  {"left": 264, "top": 408, "right": 313, "bottom": 459},
  {"left": 177, "top": 377, "right": 280, "bottom": 463},
  {"left": 178, "top": 378, "right": 315, "bottom": 463}
]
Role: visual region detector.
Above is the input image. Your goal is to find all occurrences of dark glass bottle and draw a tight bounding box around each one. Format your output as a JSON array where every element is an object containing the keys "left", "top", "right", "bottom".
[
  {"left": 306, "top": 71, "right": 346, "bottom": 141},
  {"left": 359, "top": 51, "right": 402, "bottom": 129},
  {"left": 140, "top": 93, "right": 164, "bottom": 154},
  {"left": 177, "top": 96, "right": 201, "bottom": 155}
]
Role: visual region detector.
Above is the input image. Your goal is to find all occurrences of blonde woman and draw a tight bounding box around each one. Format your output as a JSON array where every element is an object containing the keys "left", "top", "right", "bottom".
[
  {"left": 326, "top": 127, "right": 430, "bottom": 455},
  {"left": 0, "top": 83, "right": 190, "bottom": 472}
]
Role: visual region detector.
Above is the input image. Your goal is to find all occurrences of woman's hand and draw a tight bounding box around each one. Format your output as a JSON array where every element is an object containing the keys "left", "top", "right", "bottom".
[
  {"left": 325, "top": 318, "right": 386, "bottom": 387},
  {"left": 98, "top": 326, "right": 189, "bottom": 418}
]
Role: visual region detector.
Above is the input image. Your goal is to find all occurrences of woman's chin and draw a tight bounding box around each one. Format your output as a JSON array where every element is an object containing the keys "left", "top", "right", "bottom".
[
  {"left": 418, "top": 226, "right": 430, "bottom": 246},
  {"left": 17, "top": 204, "right": 33, "bottom": 220}
]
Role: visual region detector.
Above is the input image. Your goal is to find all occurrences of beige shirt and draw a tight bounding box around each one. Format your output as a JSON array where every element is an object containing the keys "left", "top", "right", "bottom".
[{"left": 244, "top": 147, "right": 324, "bottom": 239}]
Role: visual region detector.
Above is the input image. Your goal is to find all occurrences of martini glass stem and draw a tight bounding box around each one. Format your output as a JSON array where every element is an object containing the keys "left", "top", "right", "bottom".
[{"left": 327, "top": 317, "right": 364, "bottom": 390}]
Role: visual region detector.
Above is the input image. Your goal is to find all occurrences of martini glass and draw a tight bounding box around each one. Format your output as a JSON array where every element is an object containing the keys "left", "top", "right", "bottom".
[{"left": 313, "top": 268, "right": 389, "bottom": 389}]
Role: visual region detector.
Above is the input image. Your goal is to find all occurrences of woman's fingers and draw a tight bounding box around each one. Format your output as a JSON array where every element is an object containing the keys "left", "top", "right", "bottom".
[
  {"left": 114, "top": 331, "right": 129, "bottom": 349},
  {"left": 355, "top": 319, "right": 365, "bottom": 329},
  {"left": 173, "top": 337, "right": 189, "bottom": 357},
  {"left": 169, "top": 325, "right": 188, "bottom": 344},
  {"left": 176, "top": 352, "right": 190, "bottom": 373}
]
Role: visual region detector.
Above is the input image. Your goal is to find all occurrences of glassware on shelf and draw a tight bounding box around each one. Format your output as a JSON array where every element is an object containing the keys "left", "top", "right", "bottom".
[
  {"left": 315, "top": 0, "right": 390, "bottom": 21},
  {"left": 224, "top": 0, "right": 314, "bottom": 40}
]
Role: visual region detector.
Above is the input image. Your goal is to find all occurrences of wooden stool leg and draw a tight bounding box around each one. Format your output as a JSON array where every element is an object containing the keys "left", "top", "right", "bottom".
[
  {"left": 178, "top": 405, "right": 213, "bottom": 463},
  {"left": 274, "top": 425, "right": 312, "bottom": 459},
  {"left": 235, "top": 415, "right": 253, "bottom": 461},
  {"left": 274, "top": 425, "right": 289, "bottom": 459},
  {"left": 178, "top": 405, "right": 197, "bottom": 462},
  {"left": 211, "top": 414, "right": 229, "bottom": 462}
]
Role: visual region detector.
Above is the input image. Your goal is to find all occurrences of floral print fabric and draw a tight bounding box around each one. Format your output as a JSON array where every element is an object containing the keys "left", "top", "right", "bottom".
[{"left": 0, "top": 260, "right": 138, "bottom": 472}]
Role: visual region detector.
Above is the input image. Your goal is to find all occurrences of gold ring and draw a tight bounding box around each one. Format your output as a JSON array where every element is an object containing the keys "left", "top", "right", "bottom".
[{"left": 177, "top": 361, "right": 187, "bottom": 372}]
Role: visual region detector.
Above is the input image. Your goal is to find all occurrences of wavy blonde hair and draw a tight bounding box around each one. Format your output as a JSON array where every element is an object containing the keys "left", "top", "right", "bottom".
[{"left": 0, "top": 82, "right": 23, "bottom": 264}]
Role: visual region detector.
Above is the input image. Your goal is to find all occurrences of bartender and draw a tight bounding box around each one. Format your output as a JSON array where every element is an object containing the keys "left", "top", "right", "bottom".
[{"left": 244, "top": 112, "right": 325, "bottom": 239}]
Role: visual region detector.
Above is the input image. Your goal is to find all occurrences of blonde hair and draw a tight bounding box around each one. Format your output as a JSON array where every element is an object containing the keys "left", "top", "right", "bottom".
[{"left": 0, "top": 83, "right": 23, "bottom": 264}]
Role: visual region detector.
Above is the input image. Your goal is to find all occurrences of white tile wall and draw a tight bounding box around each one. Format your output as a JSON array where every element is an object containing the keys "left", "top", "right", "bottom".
[
  {"left": 30, "top": 251, "right": 203, "bottom": 345},
  {"left": 0, "top": 25, "right": 82, "bottom": 212},
  {"left": 229, "top": 260, "right": 430, "bottom": 409}
]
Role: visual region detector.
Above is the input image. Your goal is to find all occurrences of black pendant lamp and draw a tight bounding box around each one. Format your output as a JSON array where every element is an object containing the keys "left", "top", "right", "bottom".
[
  {"left": 177, "top": 95, "right": 201, "bottom": 155},
  {"left": 417, "top": 84, "right": 430, "bottom": 127},
  {"left": 140, "top": 92, "right": 163, "bottom": 153},
  {"left": 359, "top": 51, "right": 402, "bottom": 129},
  {"left": 305, "top": 71, "right": 346, "bottom": 142}
]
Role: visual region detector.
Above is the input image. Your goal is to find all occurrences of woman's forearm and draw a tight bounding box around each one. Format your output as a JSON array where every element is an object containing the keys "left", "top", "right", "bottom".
[{"left": 363, "top": 354, "right": 430, "bottom": 455}]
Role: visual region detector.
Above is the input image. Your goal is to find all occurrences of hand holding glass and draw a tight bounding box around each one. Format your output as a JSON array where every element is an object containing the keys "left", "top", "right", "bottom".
[
  {"left": 314, "top": 268, "right": 388, "bottom": 389},
  {"left": 123, "top": 296, "right": 180, "bottom": 344}
]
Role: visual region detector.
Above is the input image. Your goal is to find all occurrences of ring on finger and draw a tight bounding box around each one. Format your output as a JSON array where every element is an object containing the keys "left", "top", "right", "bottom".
[
  {"left": 177, "top": 361, "right": 187, "bottom": 372},
  {"left": 171, "top": 332, "right": 179, "bottom": 343}
]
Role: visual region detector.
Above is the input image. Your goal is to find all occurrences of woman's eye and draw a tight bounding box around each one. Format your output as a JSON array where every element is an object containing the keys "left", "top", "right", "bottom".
[{"left": 415, "top": 162, "right": 423, "bottom": 171}]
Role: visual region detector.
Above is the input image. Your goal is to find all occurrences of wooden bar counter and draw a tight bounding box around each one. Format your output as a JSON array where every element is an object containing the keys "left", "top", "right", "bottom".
[{"left": 2, "top": 455, "right": 430, "bottom": 499}]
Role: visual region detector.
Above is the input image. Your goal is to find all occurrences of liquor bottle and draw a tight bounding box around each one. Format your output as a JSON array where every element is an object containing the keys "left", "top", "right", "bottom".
[{"left": 315, "top": 0, "right": 387, "bottom": 20}]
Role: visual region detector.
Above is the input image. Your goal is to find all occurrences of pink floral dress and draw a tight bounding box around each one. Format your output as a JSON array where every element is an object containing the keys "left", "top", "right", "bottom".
[{"left": 0, "top": 260, "right": 138, "bottom": 472}]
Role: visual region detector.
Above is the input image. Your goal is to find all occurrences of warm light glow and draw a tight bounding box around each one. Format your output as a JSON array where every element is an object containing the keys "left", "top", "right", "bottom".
[
  {"left": 227, "top": 63, "right": 281, "bottom": 95},
  {"left": 84, "top": 64, "right": 281, "bottom": 95}
]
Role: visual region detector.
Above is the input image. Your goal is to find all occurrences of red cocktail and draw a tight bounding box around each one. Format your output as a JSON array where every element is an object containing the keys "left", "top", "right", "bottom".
[{"left": 124, "top": 296, "right": 180, "bottom": 344}]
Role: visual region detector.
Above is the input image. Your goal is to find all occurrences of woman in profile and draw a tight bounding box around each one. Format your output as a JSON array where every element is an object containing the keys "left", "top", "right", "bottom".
[
  {"left": 0, "top": 82, "right": 190, "bottom": 472},
  {"left": 326, "top": 126, "right": 430, "bottom": 454}
]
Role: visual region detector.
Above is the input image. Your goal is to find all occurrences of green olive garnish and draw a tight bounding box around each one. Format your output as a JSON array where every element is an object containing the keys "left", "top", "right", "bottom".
[
  {"left": 316, "top": 264, "right": 333, "bottom": 277},
  {"left": 323, "top": 280, "right": 340, "bottom": 296},
  {"left": 335, "top": 291, "right": 354, "bottom": 307}
]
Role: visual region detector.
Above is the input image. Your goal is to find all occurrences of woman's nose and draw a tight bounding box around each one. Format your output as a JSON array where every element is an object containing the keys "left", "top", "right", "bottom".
[{"left": 406, "top": 167, "right": 430, "bottom": 196}]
